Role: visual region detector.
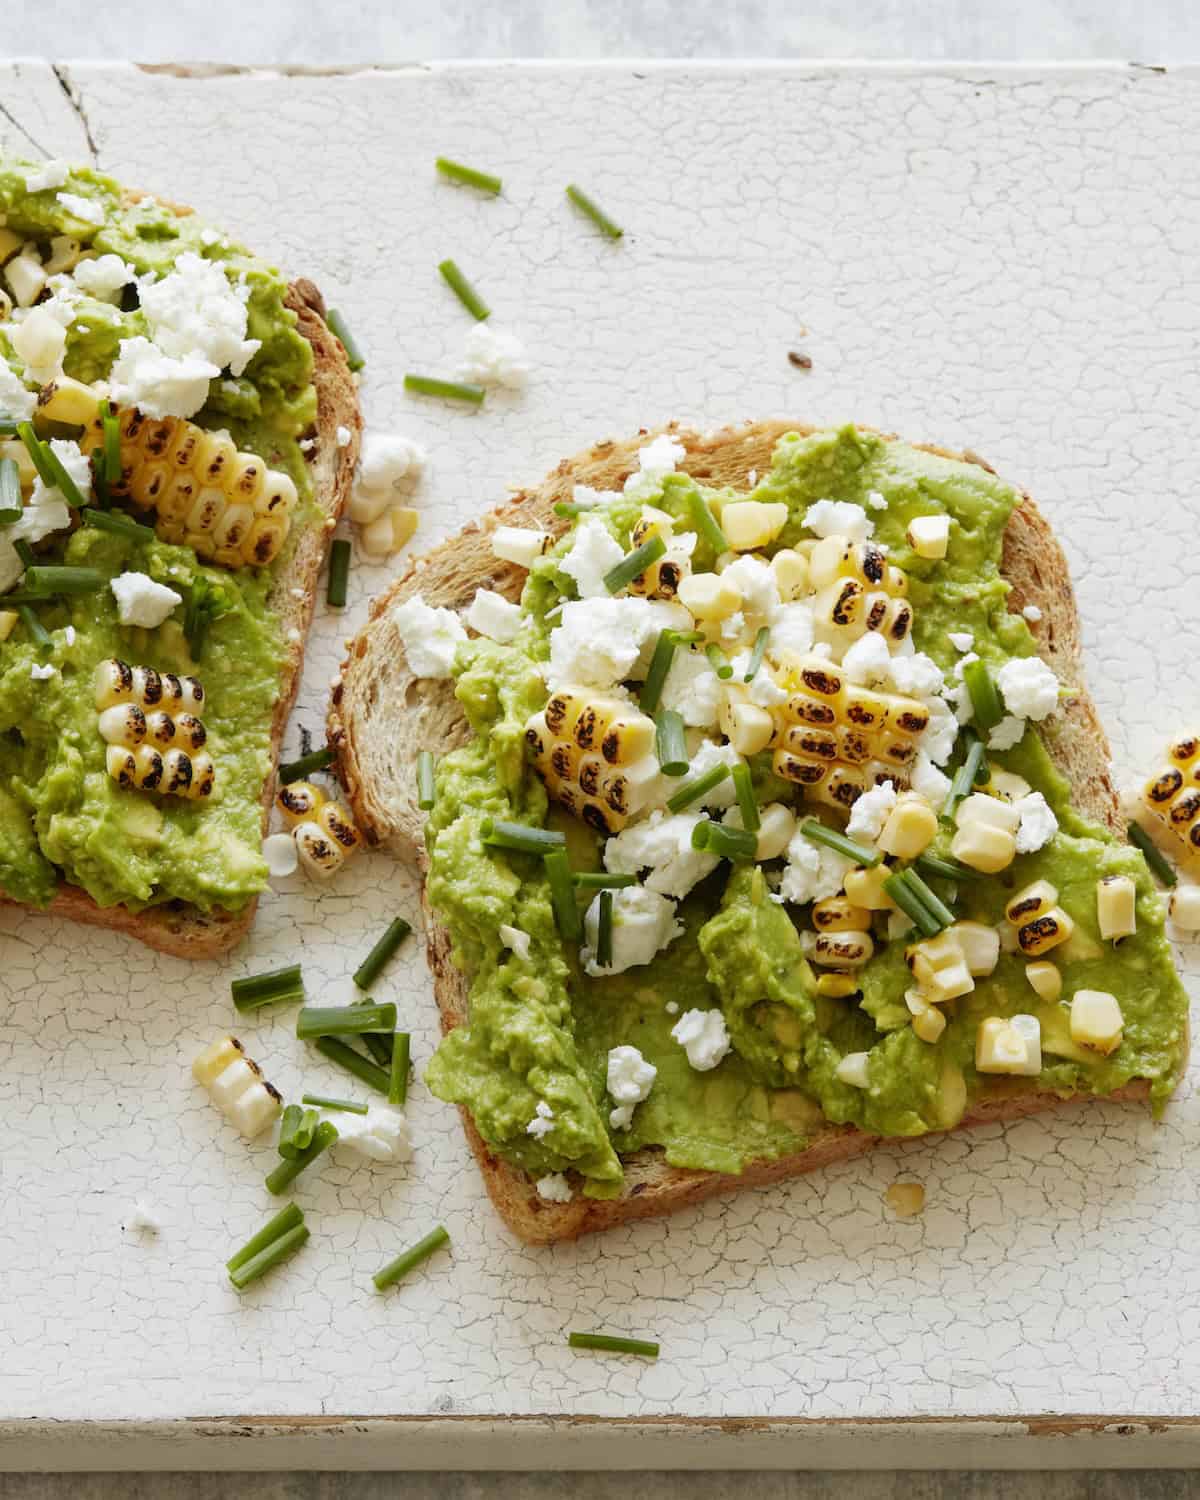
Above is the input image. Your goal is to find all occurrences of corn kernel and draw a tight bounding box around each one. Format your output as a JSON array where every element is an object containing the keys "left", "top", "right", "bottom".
[
  {"left": 956, "top": 792, "right": 1021, "bottom": 834},
  {"left": 0, "top": 227, "right": 22, "bottom": 265},
  {"left": 817, "top": 973, "right": 861, "bottom": 998},
  {"left": 976, "top": 1014, "right": 1041, "bottom": 1076},
  {"left": 811, "top": 896, "right": 873, "bottom": 932},
  {"left": 755, "top": 803, "right": 795, "bottom": 861},
  {"left": 906, "top": 514, "right": 950, "bottom": 559},
  {"left": 294, "top": 820, "right": 346, "bottom": 878},
  {"left": 1169, "top": 885, "right": 1200, "bottom": 931},
  {"left": 192, "top": 1035, "right": 244, "bottom": 1088},
  {"left": 907, "top": 930, "right": 975, "bottom": 1002},
  {"left": 1025, "top": 961, "right": 1062, "bottom": 1001},
  {"left": 950, "top": 920, "right": 1001, "bottom": 976},
  {"left": 1069, "top": 989, "right": 1123, "bottom": 1054},
  {"left": 720, "top": 499, "right": 788, "bottom": 551},
  {"left": 721, "top": 696, "right": 774, "bottom": 756},
  {"left": 988, "top": 769, "right": 1032, "bottom": 802},
  {"left": 949, "top": 820, "right": 1016, "bottom": 873},
  {"left": 6, "top": 251, "right": 46, "bottom": 308},
  {"left": 912, "top": 1003, "right": 947, "bottom": 1043},
  {"left": 844, "top": 864, "right": 896, "bottom": 911},
  {"left": 36, "top": 375, "right": 100, "bottom": 426},
  {"left": 877, "top": 794, "right": 938, "bottom": 859},
  {"left": 0, "top": 610, "right": 16, "bottom": 642},
  {"left": 277, "top": 779, "right": 326, "bottom": 826},
  {"left": 677, "top": 571, "right": 742, "bottom": 620},
  {"left": 1096, "top": 875, "right": 1137, "bottom": 942},
  {"left": 835, "top": 1052, "right": 871, "bottom": 1088},
  {"left": 317, "top": 799, "right": 362, "bottom": 854},
  {"left": 1005, "top": 878, "right": 1058, "bottom": 925},
  {"left": 811, "top": 930, "right": 874, "bottom": 968},
  {"left": 771, "top": 548, "right": 809, "bottom": 600},
  {"left": 1016, "top": 905, "right": 1075, "bottom": 957}
]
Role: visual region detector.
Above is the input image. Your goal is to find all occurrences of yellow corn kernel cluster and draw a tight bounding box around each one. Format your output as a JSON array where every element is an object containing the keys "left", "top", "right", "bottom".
[
  {"left": 1004, "top": 878, "right": 1075, "bottom": 957},
  {"left": 80, "top": 406, "right": 298, "bottom": 569},
  {"left": 192, "top": 1036, "right": 282, "bottom": 1139},
  {"left": 94, "top": 658, "right": 214, "bottom": 800},
  {"left": 906, "top": 930, "right": 975, "bottom": 1003},
  {"left": 1139, "top": 735, "right": 1200, "bottom": 874},
  {"left": 525, "top": 687, "right": 660, "bottom": 835},
  {"left": 275, "top": 778, "right": 363, "bottom": 878},
  {"left": 627, "top": 508, "right": 691, "bottom": 601},
  {"left": 770, "top": 654, "right": 929, "bottom": 812},
  {"left": 809, "top": 535, "right": 912, "bottom": 652},
  {"left": 807, "top": 896, "right": 875, "bottom": 970}
]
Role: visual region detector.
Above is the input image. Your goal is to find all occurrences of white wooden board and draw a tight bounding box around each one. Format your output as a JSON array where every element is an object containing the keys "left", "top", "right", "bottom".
[{"left": 1, "top": 61, "right": 1198, "bottom": 1444}]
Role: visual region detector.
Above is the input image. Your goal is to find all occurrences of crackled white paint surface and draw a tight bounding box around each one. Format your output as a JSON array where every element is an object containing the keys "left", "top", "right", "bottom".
[{"left": 0, "top": 62, "right": 1197, "bottom": 1426}]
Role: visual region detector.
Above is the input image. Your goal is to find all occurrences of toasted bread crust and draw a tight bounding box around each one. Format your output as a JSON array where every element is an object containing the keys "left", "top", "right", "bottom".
[
  {"left": 329, "top": 420, "right": 1152, "bottom": 1243},
  {"left": 0, "top": 198, "right": 361, "bottom": 958}
]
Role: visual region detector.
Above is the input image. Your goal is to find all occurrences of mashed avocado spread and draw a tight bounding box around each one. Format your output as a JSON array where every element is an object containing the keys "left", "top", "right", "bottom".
[
  {"left": 421, "top": 425, "right": 1189, "bottom": 1199},
  {"left": 0, "top": 159, "right": 316, "bottom": 912}
]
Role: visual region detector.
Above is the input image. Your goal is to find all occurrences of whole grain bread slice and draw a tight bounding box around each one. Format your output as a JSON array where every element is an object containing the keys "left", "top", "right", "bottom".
[
  {"left": 329, "top": 421, "right": 1152, "bottom": 1244},
  {"left": 0, "top": 193, "right": 361, "bottom": 958}
]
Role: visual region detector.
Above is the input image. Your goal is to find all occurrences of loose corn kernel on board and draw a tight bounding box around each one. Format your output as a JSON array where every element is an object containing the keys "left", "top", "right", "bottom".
[{"left": 1, "top": 61, "right": 1198, "bottom": 1459}]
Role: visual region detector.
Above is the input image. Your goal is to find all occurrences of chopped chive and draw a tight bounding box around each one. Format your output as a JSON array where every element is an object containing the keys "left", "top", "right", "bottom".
[
  {"left": 704, "top": 642, "right": 733, "bottom": 680},
  {"left": 228, "top": 1221, "right": 310, "bottom": 1290},
  {"left": 327, "top": 308, "right": 365, "bottom": 371},
  {"left": 231, "top": 963, "right": 304, "bottom": 1013},
  {"left": 313, "top": 1036, "right": 391, "bottom": 1095},
  {"left": 603, "top": 533, "right": 666, "bottom": 595},
  {"left": 388, "top": 1032, "right": 410, "bottom": 1107},
  {"left": 16, "top": 421, "right": 55, "bottom": 488},
  {"left": 655, "top": 709, "right": 689, "bottom": 777},
  {"left": 667, "top": 763, "right": 731, "bottom": 813},
  {"left": 882, "top": 870, "right": 943, "bottom": 939},
  {"left": 639, "top": 628, "right": 678, "bottom": 715},
  {"left": 435, "top": 156, "right": 501, "bottom": 194},
  {"left": 0, "top": 509, "right": 19, "bottom": 525},
  {"left": 354, "top": 916, "right": 413, "bottom": 991},
  {"left": 24, "top": 565, "right": 104, "bottom": 595},
  {"left": 301, "top": 1093, "right": 369, "bottom": 1115},
  {"left": 596, "top": 889, "right": 614, "bottom": 968},
  {"left": 326, "top": 538, "right": 351, "bottom": 608},
  {"left": 691, "top": 820, "right": 758, "bottom": 861},
  {"left": 482, "top": 818, "right": 566, "bottom": 854},
  {"left": 373, "top": 1225, "right": 450, "bottom": 1291},
  {"left": 571, "top": 871, "right": 637, "bottom": 888},
  {"left": 360, "top": 1025, "right": 394, "bottom": 1069},
  {"left": 438, "top": 258, "right": 490, "bottom": 321},
  {"left": 553, "top": 501, "right": 598, "bottom": 518},
  {"left": 404, "top": 374, "right": 486, "bottom": 405},
  {"left": 903, "top": 868, "right": 956, "bottom": 930},
  {"left": 686, "top": 489, "right": 728, "bottom": 555},
  {"left": 732, "top": 761, "right": 760, "bottom": 833},
  {"left": 225, "top": 1203, "right": 303, "bottom": 1273},
  {"left": 18, "top": 605, "right": 50, "bottom": 649},
  {"left": 98, "top": 398, "right": 120, "bottom": 506},
  {"left": 264, "top": 1120, "right": 338, "bottom": 1196},
  {"left": 296, "top": 1002, "right": 397, "bottom": 1041},
  {"left": 544, "top": 848, "right": 582, "bottom": 943},
  {"left": 568, "top": 1332, "right": 659, "bottom": 1358},
  {"left": 277, "top": 1104, "right": 320, "bottom": 1160},
  {"left": 38, "top": 440, "right": 88, "bottom": 508},
  {"left": 13, "top": 538, "right": 34, "bottom": 568},
  {"left": 1128, "top": 821, "right": 1178, "bottom": 888},
  {"left": 799, "top": 818, "right": 882, "bottom": 868},
  {"left": 565, "top": 184, "right": 624, "bottom": 240},
  {"left": 417, "top": 750, "right": 436, "bottom": 810},
  {"left": 279, "top": 747, "right": 335, "bottom": 784},
  {"left": 744, "top": 626, "right": 770, "bottom": 682},
  {"left": 961, "top": 659, "right": 1005, "bottom": 731},
  {"left": 914, "top": 852, "right": 982, "bottom": 883},
  {"left": 0, "top": 455, "right": 20, "bottom": 517},
  {"left": 946, "top": 736, "right": 987, "bottom": 814},
  {"left": 81, "top": 506, "right": 154, "bottom": 542}
]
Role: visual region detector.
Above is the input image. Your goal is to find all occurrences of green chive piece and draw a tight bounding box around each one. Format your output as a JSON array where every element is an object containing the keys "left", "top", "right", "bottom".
[
  {"left": 571, "top": 871, "right": 637, "bottom": 888},
  {"left": 482, "top": 818, "right": 566, "bottom": 854},
  {"left": 946, "top": 737, "right": 987, "bottom": 814},
  {"left": 417, "top": 750, "right": 436, "bottom": 810},
  {"left": 229, "top": 1222, "right": 310, "bottom": 1291},
  {"left": 639, "top": 629, "right": 678, "bottom": 715},
  {"left": 98, "top": 398, "right": 120, "bottom": 506},
  {"left": 81, "top": 506, "right": 154, "bottom": 542},
  {"left": 388, "top": 1032, "right": 410, "bottom": 1107},
  {"left": 359, "top": 1025, "right": 394, "bottom": 1069},
  {"left": 38, "top": 440, "right": 88, "bottom": 508},
  {"left": 691, "top": 820, "right": 758, "bottom": 861},
  {"left": 553, "top": 500, "right": 599, "bottom": 518},
  {"left": 327, "top": 308, "right": 365, "bottom": 372},
  {"left": 264, "top": 1120, "right": 338, "bottom": 1196},
  {"left": 1128, "top": 821, "right": 1178, "bottom": 888},
  {"left": 0, "top": 509, "right": 19, "bottom": 525},
  {"left": 0, "top": 455, "right": 20, "bottom": 517},
  {"left": 655, "top": 710, "right": 689, "bottom": 777},
  {"left": 279, "top": 747, "right": 335, "bottom": 784},
  {"left": 544, "top": 848, "right": 582, "bottom": 943},
  {"left": 18, "top": 605, "right": 50, "bottom": 649},
  {"left": 13, "top": 539, "right": 34, "bottom": 568},
  {"left": 565, "top": 184, "right": 624, "bottom": 240},
  {"left": 568, "top": 1332, "right": 659, "bottom": 1358},
  {"left": 903, "top": 868, "right": 956, "bottom": 930},
  {"left": 24, "top": 565, "right": 104, "bottom": 595},
  {"left": 353, "top": 917, "right": 413, "bottom": 991},
  {"left": 277, "top": 1105, "right": 320, "bottom": 1160},
  {"left": 686, "top": 489, "right": 729, "bottom": 555},
  {"left": 744, "top": 626, "right": 770, "bottom": 682},
  {"left": 881, "top": 870, "right": 941, "bottom": 938},
  {"left": 962, "top": 658, "right": 1005, "bottom": 731},
  {"left": 603, "top": 533, "right": 666, "bottom": 595},
  {"left": 326, "top": 538, "right": 351, "bottom": 608},
  {"left": 301, "top": 1094, "right": 369, "bottom": 1115},
  {"left": 704, "top": 642, "right": 733, "bottom": 680},
  {"left": 438, "top": 258, "right": 491, "bottom": 321},
  {"left": 595, "top": 888, "right": 615, "bottom": 968},
  {"left": 16, "top": 421, "right": 55, "bottom": 488},
  {"left": 799, "top": 818, "right": 881, "bottom": 868},
  {"left": 296, "top": 1002, "right": 397, "bottom": 1041},
  {"left": 667, "top": 763, "right": 731, "bottom": 813},
  {"left": 231, "top": 963, "right": 304, "bottom": 1013},
  {"left": 404, "top": 374, "right": 486, "bottom": 405},
  {"left": 914, "top": 852, "right": 982, "bottom": 883},
  {"left": 732, "top": 762, "right": 760, "bottom": 833},
  {"left": 225, "top": 1203, "right": 303, "bottom": 1273},
  {"left": 435, "top": 157, "right": 502, "bottom": 194},
  {"left": 313, "top": 1036, "right": 391, "bottom": 1096},
  {"left": 373, "top": 1225, "right": 450, "bottom": 1291}
]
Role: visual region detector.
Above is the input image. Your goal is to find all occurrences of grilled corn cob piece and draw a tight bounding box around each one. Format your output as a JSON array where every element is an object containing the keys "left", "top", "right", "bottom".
[
  {"left": 1003, "top": 877, "right": 1075, "bottom": 957},
  {"left": 94, "top": 658, "right": 205, "bottom": 712},
  {"left": 192, "top": 1035, "right": 282, "bottom": 1139},
  {"left": 276, "top": 779, "right": 326, "bottom": 825},
  {"left": 906, "top": 930, "right": 975, "bottom": 1004},
  {"left": 808, "top": 535, "right": 912, "bottom": 653},
  {"left": 526, "top": 689, "right": 660, "bottom": 834},
  {"left": 627, "top": 509, "right": 692, "bottom": 601},
  {"left": 1137, "top": 734, "right": 1200, "bottom": 874},
  {"left": 95, "top": 659, "right": 213, "bottom": 800},
  {"left": 79, "top": 405, "right": 297, "bottom": 569},
  {"left": 36, "top": 375, "right": 102, "bottom": 426},
  {"left": 273, "top": 779, "right": 362, "bottom": 879}
]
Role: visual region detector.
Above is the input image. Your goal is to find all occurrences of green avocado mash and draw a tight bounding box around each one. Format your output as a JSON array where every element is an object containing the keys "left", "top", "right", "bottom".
[
  {"left": 0, "top": 159, "right": 317, "bottom": 912},
  {"left": 423, "top": 424, "right": 1190, "bottom": 1197}
]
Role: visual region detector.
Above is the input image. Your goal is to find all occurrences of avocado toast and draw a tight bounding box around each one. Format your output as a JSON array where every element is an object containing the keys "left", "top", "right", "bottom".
[
  {"left": 329, "top": 421, "right": 1189, "bottom": 1242},
  {"left": 0, "top": 160, "right": 359, "bottom": 957}
]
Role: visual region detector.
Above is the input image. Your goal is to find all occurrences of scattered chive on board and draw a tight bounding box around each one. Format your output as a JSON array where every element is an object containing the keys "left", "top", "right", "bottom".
[
  {"left": 438, "top": 258, "right": 491, "bottom": 321},
  {"left": 404, "top": 374, "right": 486, "bottom": 405},
  {"left": 228, "top": 1223, "right": 310, "bottom": 1290},
  {"left": 326, "top": 538, "right": 351, "bottom": 608},
  {"left": 265, "top": 1120, "right": 338, "bottom": 1195},
  {"left": 388, "top": 1032, "right": 411, "bottom": 1107},
  {"left": 353, "top": 917, "right": 413, "bottom": 991},
  {"left": 417, "top": 750, "right": 436, "bottom": 810},
  {"left": 313, "top": 1036, "right": 391, "bottom": 1096},
  {"left": 277, "top": 1104, "right": 320, "bottom": 1160},
  {"left": 565, "top": 183, "right": 624, "bottom": 239},
  {"left": 373, "top": 1225, "right": 450, "bottom": 1291},
  {"left": 435, "top": 157, "right": 502, "bottom": 195},
  {"left": 279, "top": 747, "right": 335, "bottom": 784},
  {"left": 231, "top": 963, "right": 304, "bottom": 1013},
  {"left": 326, "top": 308, "right": 365, "bottom": 371},
  {"left": 568, "top": 1332, "right": 659, "bottom": 1358},
  {"left": 226, "top": 1203, "right": 303, "bottom": 1273},
  {"left": 296, "top": 1002, "right": 398, "bottom": 1041}
]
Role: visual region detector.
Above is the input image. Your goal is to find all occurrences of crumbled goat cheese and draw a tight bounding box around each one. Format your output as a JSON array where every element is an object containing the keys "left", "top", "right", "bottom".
[
  {"left": 559, "top": 513, "right": 624, "bottom": 598},
  {"left": 778, "top": 831, "right": 854, "bottom": 904},
  {"left": 526, "top": 1101, "right": 555, "bottom": 1139},
  {"left": 920, "top": 697, "right": 960, "bottom": 765},
  {"left": 730, "top": 649, "right": 788, "bottom": 706},
  {"left": 866, "top": 489, "right": 888, "bottom": 511},
  {"left": 988, "top": 715, "right": 1026, "bottom": 751},
  {"left": 996, "top": 657, "right": 1059, "bottom": 721},
  {"left": 9, "top": 306, "right": 67, "bottom": 382},
  {"left": 390, "top": 593, "right": 468, "bottom": 678},
  {"left": 1013, "top": 791, "right": 1058, "bottom": 853},
  {"left": 768, "top": 600, "right": 815, "bottom": 660},
  {"left": 720, "top": 610, "right": 746, "bottom": 642},
  {"left": 262, "top": 833, "right": 299, "bottom": 878},
  {"left": 498, "top": 925, "right": 532, "bottom": 962},
  {"left": 536, "top": 1172, "right": 572, "bottom": 1203},
  {"left": 57, "top": 191, "right": 104, "bottom": 225},
  {"left": 671, "top": 1008, "right": 731, "bottom": 1071},
  {"left": 548, "top": 597, "right": 687, "bottom": 689},
  {"left": 30, "top": 662, "right": 55, "bottom": 680},
  {"left": 331, "top": 1104, "right": 412, "bottom": 1163},
  {"left": 109, "top": 571, "right": 182, "bottom": 629},
  {"left": 359, "top": 432, "right": 425, "bottom": 493},
  {"left": 63, "top": 625, "right": 75, "bottom": 646},
  {"left": 623, "top": 434, "right": 687, "bottom": 503},
  {"left": 658, "top": 646, "right": 723, "bottom": 730},
  {"left": 719, "top": 554, "right": 780, "bottom": 619},
  {"left": 465, "top": 587, "right": 522, "bottom": 644},
  {"left": 73, "top": 253, "right": 134, "bottom": 301},
  {"left": 24, "top": 160, "right": 69, "bottom": 192},
  {"left": 802, "top": 499, "right": 873, "bottom": 541},
  {"left": 492, "top": 525, "right": 549, "bottom": 569},
  {"left": 582, "top": 885, "right": 682, "bottom": 976},
  {"left": 1022, "top": 604, "right": 1043, "bottom": 623},
  {"left": 0, "top": 359, "right": 35, "bottom": 420},
  {"left": 846, "top": 781, "right": 898, "bottom": 842},
  {"left": 138, "top": 251, "right": 260, "bottom": 375},
  {"left": 605, "top": 811, "right": 719, "bottom": 901},
  {"left": 910, "top": 753, "right": 952, "bottom": 808},
  {"left": 948, "top": 631, "right": 974, "bottom": 653},
  {"left": 841, "top": 631, "right": 892, "bottom": 686},
  {"left": 458, "top": 323, "right": 529, "bottom": 388},
  {"left": 607, "top": 1045, "right": 657, "bottom": 1132},
  {"left": 107, "top": 337, "right": 218, "bottom": 420},
  {"left": 889, "top": 652, "right": 944, "bottom": 700}
]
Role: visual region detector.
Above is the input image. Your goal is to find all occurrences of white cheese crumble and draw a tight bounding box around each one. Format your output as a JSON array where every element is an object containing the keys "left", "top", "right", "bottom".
[
  {"left": 109, "top": 571, "right": 182, "bottom": 629},
  {"left": 526, "top": 1101, "right": 555, "bottom": 1139},
  {"left": 548, "top": 597, "right": 687, "bottom": 689},
  {"left": 607, "top": 1044, "right": 657, "bottom": 1130},
  {"left": 996, "top": 656, "right": 1059, "bottom": 721},
  {"left": 581, "top": 885, "right": 682, "bottom": 976},
  {"left": 390, "top": 593, "right": 468, "bottom": 678},
  {"left": 988, "top": 715, "right": 1026, "bottom": 751},
  {"left": 730, "top": 648, "right": 788, "bottom": 706},
  {"left": 768, "top": 600, "right": 815, "bottom": 661},
  {"left": 8, "top": 306, "right": 66, "bottom": 382},
  {"left": 841, "top": 631, "right": 892, "bottom": 686},
  {"left": 559, "top": 513, "right": 624, "bottom": 598},
  {"left": 465, "top": 587, "right": 522, "bottom": 644},
  {"left": 671, "top": 1008, "right": 731, "bottom": 1071},
  {"left": 604, "top": 811, "right": 719, "bottom": 901},
  {"left": 24, "top": 160, "right": 69, "bottom": 192},
  {"left": 30, "top": 662, "right": 55, "bottom": 681},
  {"left": 1013, "top": 791, "right": 1058, "bottom": 853},
  {"left": 262, "top": 832, "right": 299, "bottom": 878},
  {"left": 0, "top": 358, "right": 36, "bottom": 420},
  {"left": 331, "top": 1103, "right": 412, "bottom": 1163},
  {"left": 948, "top": 631, "right": 974, "bottom": 653},
  {"left": 73, "top": 253, "right": 134, "bottom": 301},
  {"left": 919, "top": 698, "right": 960, "bottom": 766},
  {"left": 57, "top": 190, "right": 104, "bottom": 225},
  {"left": 458, "top": 323, "right": 529, "bottom": 388},
  {"left": 866, "top": 490, "right": 888, "bottom": 512},
  {"left": 1022, "top": 604, "right": 1043, "bottom": 623},
  {"left": 719, "top": 554, "right": 780, "bottom": 620},
  {"left": 846, "top": 781, "right": 897, "bottom": 843},
  {"left": 358, "top": 432, "right": 425, "bottom": 493},
  {"left": 910, "top": 752, "right": 952, "bottom": 808},
  {"left": 499, "top": 924, "right": 533, "bottom": 961},
  {"left": 888, "top": 651, "right": 944, "bottom": 700},
  {"left": 138, "top": 251, "right": 260, "bottom": 375},
  {"left": 658, "top": 646, "right": 723, "bottom": 730},
  {"left": 536, "top": 1172, "right": 573, "bottom": 1203},
  {"left": 802, "top": 499, "right": 873, "bottom": 541},
  {"left": 777, "top": 831, "right": 854, "bottom": 905},
  {"left": 106, "top": 337, "right": 218, "bottom": 420}
]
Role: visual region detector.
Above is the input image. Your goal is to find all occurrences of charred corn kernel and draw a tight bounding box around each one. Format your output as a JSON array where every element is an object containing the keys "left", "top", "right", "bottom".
[
  {"left": 192, "top": 1035, "right": 244, "bottom": 1087},
  {"left": 720, "top": 695, "right": 774, "bottom": 756},
  {"left": 912, "top": 1002, "right": 947, "bottom": 1043},
  {"left": 755, "top": 802, "right": 796, "bottom": 861},
  {"left": 129, "top": 744, "right": 164, "bottom": 791},
  {"left": 1069, "top": 989, "right": 1123, "bottom": 1054},
  {"left": 976, "top": 1014, "right": 1042, "bottom": 1076},
  {"left": 844, "top": 864, "right": 897, "bottom": 911},
  {"left": 949, "top": 920, "right": 1000, "bottom": 976},
  {"left": 1136, "top": 735, "right": 1200, "bottom": 874},
  {"left": 527, "top": 690, "right": 659, "bottom": 833},
  {"left": 906, "top": 514, "right": 950, "bottom": 559},
  {"left": 812, "top": 896, "right": 873, "bottom": 932},
  {"left": 720, "top": 499, "right": 789, "bottom": 551},
  {"left": 193, "top": 1035, "right": 282, "bottom": 1139},
  {"left": 1015, "top": 905, "right": 1075, "bottom": 957},
  {"left": 94, "top": 657, "right": 136, "bottom": 710},
  {"left": 949, "top": 820, "right": 1016, "bottom": 873},
  {"left": 809, "top": 536, "right": 891, "bottom": 591},
  {"left": 0, "top": 437, "right": 37, "bottom": 487},
  {"left": 817, "top": 973, "right": 860, "bottom": 998},
  {"left": 1004, "top": 878, "right": 1058, "bottom": 926},
  {"left": 188, "top": 752, "right": 216, "bottom": 799},
  {"left": 0, "top": 610, "right": 16, "bottom": 642},
  {"left": 95, "top": 661, "right": 211, "bottom": 795},
  {"left": 808, "top": 537, "right": 912, "bottom": 651},
  {"left": 677, "top": 571, "right": 742, "bottom": 621},
  {"left": 907, "top": 931, "right": 974, "bottom": 1002},
  {"left": 630, "top": 506, "right": 674, "bottom": 546},
  {"left": 1169, "top": 885, "right": 1200, "bottom": 931},
  {"left": 771, "top": 548, "right": 809, "bottom": 600},
  {"left": 1025, "top": 960, "right": 1062, "bottom": 1001},
  {"left": 105, "top": 744, "right": 137, "bottom": 789},
  {"left": 987, "top": 769, "right": 1032, "bottom": 803},
  {"left": 811, "top": 930, "right": 874, "bottom": 968},
  {"left": 98, "top": 702, "right": 147, "bottom": 748},
  {"left": 628, "top": 547, "right": 690, "bottom": 601},
  {"left": 36, "top": 375, "right": 100, "bottom": 426},
  {"left": 294, "top": 819, "right": 346, "bottom": 878},
  {"left": 1097, "top": 875, "right": 1137, "bottom": 942},
  {"left": 277, "top": 779, "right": 326, "bottom": 826},
  {"left": 956, "top": 792, "right": 1020, "bottom": 834},
  {"left": 877, "top": 794, "right": 938, "bottom": 859},
  {"left": 317, "top": 799, "right": 362, "bottom": 854},
  {"left": 159, "top": 748, "right": 192, "bottom": 797}
]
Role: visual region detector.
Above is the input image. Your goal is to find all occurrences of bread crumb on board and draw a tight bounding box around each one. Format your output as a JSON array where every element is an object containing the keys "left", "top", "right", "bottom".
[{"left": 885, "top": 1182, "right": 926, "bottom": 1218}]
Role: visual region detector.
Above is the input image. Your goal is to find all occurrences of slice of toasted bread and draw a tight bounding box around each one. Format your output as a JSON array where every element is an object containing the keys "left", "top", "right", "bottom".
[
  {"left": 329, "top": 421, "right": 1150, "bottom": 1244},
  {"left": 0, "top": 194, "right": 361, "bottom": 959}
]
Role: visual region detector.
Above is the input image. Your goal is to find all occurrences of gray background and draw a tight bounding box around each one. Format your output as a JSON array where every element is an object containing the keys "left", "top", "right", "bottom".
[{"left": 4, "top": 0, "right": 1198, "bottom": 1494}]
